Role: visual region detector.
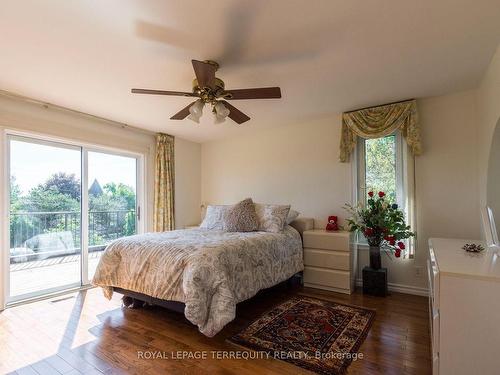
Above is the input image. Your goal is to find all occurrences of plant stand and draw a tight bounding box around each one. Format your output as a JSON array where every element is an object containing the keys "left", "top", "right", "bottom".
[{"left": 362, "top": 266, "right": 388, "bottom": 296}]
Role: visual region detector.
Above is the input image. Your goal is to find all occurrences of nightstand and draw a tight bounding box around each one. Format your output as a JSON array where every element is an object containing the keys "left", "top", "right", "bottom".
[{"left": 302, "top": 229, "right": 355, "bottom": 294}]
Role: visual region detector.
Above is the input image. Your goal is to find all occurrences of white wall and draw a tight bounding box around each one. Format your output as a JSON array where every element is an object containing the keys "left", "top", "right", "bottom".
[
  {"left": 174, "top": 137, "right": 201, "bottom": 229},
  {"left": 201, "top": 90, "right": 481, "bottom": 292},
  {"left": 201, "top": 114, "right": 351, "bottom": 222}
]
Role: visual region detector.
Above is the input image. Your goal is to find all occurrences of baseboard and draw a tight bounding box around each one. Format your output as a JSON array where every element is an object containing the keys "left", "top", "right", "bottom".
[
  {"left": 303, "top": 282, "right": 352, "bottom": 294},
  {"left": 355, "top": 279, "right": 428, "bottom": 297}
]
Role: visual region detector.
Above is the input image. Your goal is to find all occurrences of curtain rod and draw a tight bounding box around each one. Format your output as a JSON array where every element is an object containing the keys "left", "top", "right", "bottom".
[
  {"left": 344, "top": 98, "right": 414, "bottom": 114},
  {"left": 0, "top": 89, "right": 156, "bottom": 136}
]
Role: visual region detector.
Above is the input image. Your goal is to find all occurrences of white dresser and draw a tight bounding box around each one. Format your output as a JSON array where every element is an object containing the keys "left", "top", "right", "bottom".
[
  {"left": 428, "top": 238, "right": 500, "bottom": 375},
  {"left": 302, "top": 230, "right": 356, "bottom": 294}
]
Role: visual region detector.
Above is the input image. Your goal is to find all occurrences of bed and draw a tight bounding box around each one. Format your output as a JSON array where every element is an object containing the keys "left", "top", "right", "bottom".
[{"left": 92, "top": 218, "right": 313, "bottom": 337}]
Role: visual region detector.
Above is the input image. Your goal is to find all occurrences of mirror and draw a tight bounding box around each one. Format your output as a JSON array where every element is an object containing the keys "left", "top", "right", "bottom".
[{"left": 486, "top": 117, "right": 500, "bottom": 246}]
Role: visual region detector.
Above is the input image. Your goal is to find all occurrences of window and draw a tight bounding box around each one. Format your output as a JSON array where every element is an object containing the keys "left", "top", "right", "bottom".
[{"left": 355, "top": 132, "right": 415, "bottom": 255}]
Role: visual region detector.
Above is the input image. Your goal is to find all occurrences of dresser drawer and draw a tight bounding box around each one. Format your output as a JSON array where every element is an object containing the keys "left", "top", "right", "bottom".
[
  {"left": 303, "top": 266, "right": 350, "bottom": 289},
  {"left": 304, "top": 248, "right": 350, "bottom": 270},
  {"left": 303, "top": 231, "right": 349, "bottom": 251}
]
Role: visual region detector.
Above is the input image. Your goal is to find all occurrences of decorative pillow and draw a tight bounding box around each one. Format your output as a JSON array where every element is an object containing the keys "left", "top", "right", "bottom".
[
  {"left": 222, "top": 198, "right": 259, "bottom": 232},
  {"left": 254, "top": 203, "right": 291, "bottom": 233},
  {"left": 200, "top": 204, "right": 226, "bottom": 230},
  {"left": 200, "top": 198, "right": 259, "bottom": 232},
  {"left": 286, "top": 209, "right": 300, "bottom": 224}
]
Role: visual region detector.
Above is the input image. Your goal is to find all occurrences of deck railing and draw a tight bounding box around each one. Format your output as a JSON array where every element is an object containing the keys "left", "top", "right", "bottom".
[{"left": 9, "top": 210, "right": 135, "bottom": 262}]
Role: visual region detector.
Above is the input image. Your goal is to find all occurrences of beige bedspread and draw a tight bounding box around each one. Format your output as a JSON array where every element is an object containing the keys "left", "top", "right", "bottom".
[{"left": 92, "top": 226, "right": 303, "bottom": 337}]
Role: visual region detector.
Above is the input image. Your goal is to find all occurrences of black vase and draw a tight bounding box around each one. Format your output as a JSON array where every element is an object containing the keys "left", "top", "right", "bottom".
[{"left": 369, "top": 246, "right": 382, "bottom": 270}]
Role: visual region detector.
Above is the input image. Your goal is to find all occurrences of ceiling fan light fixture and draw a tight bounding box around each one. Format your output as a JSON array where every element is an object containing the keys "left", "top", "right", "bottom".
[
  {"left": 213, "top": 101, "right": 230, "bottom": 124},
  {"left": 132, "top": 60, "right": 281, "bottom": 125},
  {"left": 187, "top": 99, "right": 204, "bottom": 123}
]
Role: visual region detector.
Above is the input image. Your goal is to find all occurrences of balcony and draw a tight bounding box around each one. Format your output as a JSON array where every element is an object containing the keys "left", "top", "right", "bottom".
[{"left": 9, "top": 210, "right": 135, "bottom": 299}]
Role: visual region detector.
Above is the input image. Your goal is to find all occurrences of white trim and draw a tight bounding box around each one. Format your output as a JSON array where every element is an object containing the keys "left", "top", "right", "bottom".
[
  {"left": 350, "top": 139, "right": 360, "bottom": 243},
  {"left": 5, "top": 128, "right": 146, "bottom": 159},
  {"left": 81, "top": 149, "right": 89, "bottom": 285},
  {"left": 136, "top": 155, "right": 146, "bottom": 235},
  {"left": 1, "top": 131, "right": 9, "bottom": 310},
  {"left": 355, "top": 279, "right": 428, "bottom": 296},
  {"left": 483, "top": 206, "right": 499, "bottom": 248},
  {"left": 8, "top": 282, "right": 82, "bottom": 304},
  {"left": 6, "top": 284, "right": 94, "bottom": 308},
  {"left": 402, "top": 138, "right": 417, "bottom": 258},
  {"left": 395, "top": 132, "right": 405, "bottom": 210}
]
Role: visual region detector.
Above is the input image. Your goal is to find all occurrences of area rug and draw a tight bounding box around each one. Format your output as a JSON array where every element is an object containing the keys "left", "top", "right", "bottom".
[{"left": 229, "top": 296, "right": 375, "bottom": 375}]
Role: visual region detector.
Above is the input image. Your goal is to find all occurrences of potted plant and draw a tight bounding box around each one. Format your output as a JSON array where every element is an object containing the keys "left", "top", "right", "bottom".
[{"left": 344, "top": 191, "right": 415, "bottom": 295}]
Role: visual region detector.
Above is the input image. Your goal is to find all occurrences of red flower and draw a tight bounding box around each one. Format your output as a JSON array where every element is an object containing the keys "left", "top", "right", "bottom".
[
  {"left": 368, "top": 191, "right": 374, "bottom": 197},
  {"left": 394, "top": 249, "right": 401, "bottom": 258},
  {"left": 382, "top": 227, "right": 388, "bottom": 233},
  {"left": 389, "top": 239, "right": 396, "bottom": 246},
  {"left": 364, "top": 227, "right": 374, "bottom": 236},
  {"left": 398, "top": 241, "right": 406, "bottom": 250},
  {"left": 378, "top": 191, "right": 386, "bottom": 198}
]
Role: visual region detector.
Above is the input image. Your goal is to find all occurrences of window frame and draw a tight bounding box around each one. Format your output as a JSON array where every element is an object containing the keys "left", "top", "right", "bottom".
[
  {"left": 1, "top": 129, "right": 146, "bottom": 307},
  {"left": 352, "top": 131, "right": 415, "bottom": 258}
]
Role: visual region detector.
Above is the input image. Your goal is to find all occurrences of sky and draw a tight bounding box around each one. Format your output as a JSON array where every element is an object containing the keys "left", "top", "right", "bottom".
[{"left": 10, "top": 139, "right": 137, "bottom": 195}]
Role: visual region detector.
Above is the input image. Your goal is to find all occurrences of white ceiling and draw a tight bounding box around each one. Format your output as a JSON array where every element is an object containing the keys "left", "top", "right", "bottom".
[{"left": 1, "top": 0, "right": 499, "bottom": 143}]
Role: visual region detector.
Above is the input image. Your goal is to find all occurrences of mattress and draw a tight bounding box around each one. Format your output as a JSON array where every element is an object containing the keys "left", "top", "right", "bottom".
[{"left": 92, "top": 226, "right": 303, "bottom": 336}]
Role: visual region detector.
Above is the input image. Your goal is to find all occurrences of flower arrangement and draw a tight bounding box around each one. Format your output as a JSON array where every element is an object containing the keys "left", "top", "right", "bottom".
[{"left": 344, "top": 191, "right": 415, "bottom": 258}]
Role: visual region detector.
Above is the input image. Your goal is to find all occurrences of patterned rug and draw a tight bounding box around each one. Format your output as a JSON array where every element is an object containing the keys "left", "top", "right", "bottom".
[{"left": 229, "top": 296, "right": 375, "bottom": 374}]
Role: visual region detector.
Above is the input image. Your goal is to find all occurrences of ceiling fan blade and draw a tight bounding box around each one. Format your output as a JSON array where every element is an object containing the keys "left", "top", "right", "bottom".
[
  {"left": 132, "top": 88, "right": 197, "bottom": 97},
  {"left": 220, "top": 100, "right": 250, "bottom": 124},
  {"left": 223, "top": 87, "right": 281, "bottom": 100},
  {"left": 192, "top": 60, "right": 216, "bottom": 89},
  {"left": 170, "top": 101, "right": 197, "bottom": 120}
]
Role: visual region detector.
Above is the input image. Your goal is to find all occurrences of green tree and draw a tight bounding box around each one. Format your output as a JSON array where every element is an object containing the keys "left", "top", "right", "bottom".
[
  {"left": 10, "top": 176, "right": 22, "bottom": 211},
  {"left": 10, "top": 176, "right": 27, "bottom": 247},
  {"left": 365, "top": 136, "right": 397, "bottom": 203},
  {"left": 41, "top": 172, "right": 81, "bottom": 201},
  {"left": 103, "top": 182, "right": 136, "bottom": 210},
  {"left": 10, "top": 173, "right": 137, "bottom": 249},
  {"left": 88, "top": 181, "right": 136, "bottom": 245},
  {"left": 10, "top": 174, "right": 80, "bottom": 248},
  {"left": 24, "top": 186, "right": 80, "bottom": 212}
]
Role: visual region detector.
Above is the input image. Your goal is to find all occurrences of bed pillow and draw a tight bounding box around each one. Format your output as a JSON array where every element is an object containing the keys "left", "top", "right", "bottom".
[
  {"left": 286, "top": 209, "right": 300, "bottom": 224},
  {"left": 254, "top": 203, "right": 291, "bottom": 233},
  {"left": 200, "top": 198, "right": 259, "bottom": 232},
  {"left": 223, "top": 198, "right": 259, "bottom": 232},
  {"left": 200, "top": 204, "right": 226, "bottom": 230}
]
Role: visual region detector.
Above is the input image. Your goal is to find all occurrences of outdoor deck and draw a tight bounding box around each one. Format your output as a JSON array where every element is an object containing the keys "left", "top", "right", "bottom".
[{"left": 10, "top": 251, "right": 104, "bottom": 298}]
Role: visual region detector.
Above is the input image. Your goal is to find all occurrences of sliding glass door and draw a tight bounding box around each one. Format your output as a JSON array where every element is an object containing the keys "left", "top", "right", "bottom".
[
  {"left": 6, "top": 135, "right": 142, "bottom": 303},
  {"left": 87, "top": 151, "right": 138, "bottom": 280},
  {"left": 8, "top": 137, "right": 82, "bottom": 300}
]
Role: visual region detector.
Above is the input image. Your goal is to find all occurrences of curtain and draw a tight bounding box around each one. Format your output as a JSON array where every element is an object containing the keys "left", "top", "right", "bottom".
[
  {"left": 154, "top": 133, "right": 175, "bottom": 231},
  {"left": 339, "top": 99, "right": 421, "bottom": 162}
]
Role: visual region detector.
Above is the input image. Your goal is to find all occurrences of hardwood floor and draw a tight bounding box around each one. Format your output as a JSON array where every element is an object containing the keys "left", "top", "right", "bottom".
[{"left": 0, "top": 286, "right": 431, "bottom": 375}]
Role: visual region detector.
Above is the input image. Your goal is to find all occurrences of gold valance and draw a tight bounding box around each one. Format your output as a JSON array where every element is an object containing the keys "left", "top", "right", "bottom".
[{"left": 339, "top": 99, "right": 421, "bottom": 162}]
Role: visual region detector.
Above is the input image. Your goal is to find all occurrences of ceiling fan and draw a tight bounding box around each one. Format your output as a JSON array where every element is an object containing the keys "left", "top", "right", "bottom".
[{"left": 131, "top": 60, "right": 281, "bottom": 124}]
